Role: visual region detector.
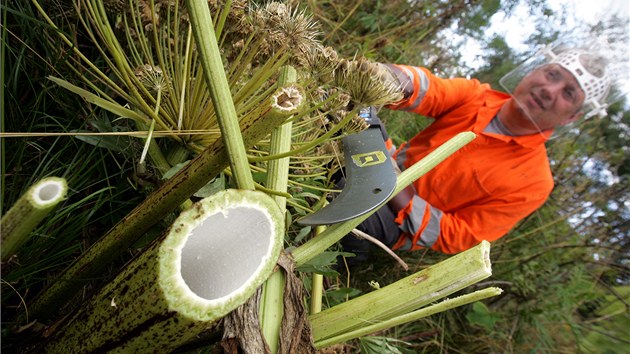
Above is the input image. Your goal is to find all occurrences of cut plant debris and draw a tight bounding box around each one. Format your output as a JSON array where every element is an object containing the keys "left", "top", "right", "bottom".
[
  {"left": 1, "top": 177, "right": 68, "bottom": 262},
  {"left": 39, "top": 189, "right": 284, "bottom": 353}
]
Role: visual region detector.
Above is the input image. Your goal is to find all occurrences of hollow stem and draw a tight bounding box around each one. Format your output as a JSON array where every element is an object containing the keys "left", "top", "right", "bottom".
[
  {"left": 40, "top": 190, "right": 284, "bottom": 353},
  {"left": 186, "top": 0, "right": 254, "bottom": 190},
  {"left": 259, "top": 66, "right": 297, "bottom": 353},
  {"left": 1, "top": 177, "right": 68, "bottom": 261},
  {"left": 315, "top": 287, "right": 504, "bottom": 348},
  {"left": 25, "top": 85, "right": 303, "bottom": 322},
  {"left": 310, "top": 240, "right": 494, "bottom": 342}
]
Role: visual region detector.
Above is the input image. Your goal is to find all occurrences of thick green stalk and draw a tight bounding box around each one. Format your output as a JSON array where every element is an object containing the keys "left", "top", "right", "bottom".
[
  {"left": 26, "top": 85, "right": 303, "bottom": 322},
  {"left": 315, "top": 287, "right": 504, "bottom": 348},
  {"left": 310, "top": 273, "right": 324, "bottom": 315},
  {"left": 1, "top": 177, "right": 68, "bottom": 261},
  {"left": 186, "top": 0, "right": 254, "bottom": 190},
  {"left": 310, "top": 225, "right": 327, "bottom": 315},
  {"left": 310, "top": 240, "right": 493, "bottom": 342},
  {"left": 290, "top": 131, "right": 477, "bottom": 266},
  {"left": 41, "top": 189, "right": 285, "bottom": 353},
  {"left": 259, "top": 271, "right": 285, "bottom": 353},
  {"left": 260, "top": 66, "right": 298, "bottom": 353}
]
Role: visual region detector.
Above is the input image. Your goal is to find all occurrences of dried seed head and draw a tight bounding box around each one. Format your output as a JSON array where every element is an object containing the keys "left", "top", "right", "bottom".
[
  {"left": 104, "top": 0, "right": 126, "bottom": 13},
  {"left": 319, "top": 88, "right": 351, "bottom": 114},
  {"left": 251, "top": 2, "right": 321, "bottom": 58},
  {"left": 135, "top": 64, "right": 172, "bottom": 97},
  {"left": 314, "top": 140, "right": 343, "bottom": 169},
  {"left": 138, "top": 0, "right": 160, "bottom": 31},
  {"left": 334, "top": 57, "right": 403, "bottom": 106},
  {"left": 298, "top": 45, "right": 340, "bottom": 82},
  {"left": 343, "top": 114, "right": 370, "bottom": 135}
]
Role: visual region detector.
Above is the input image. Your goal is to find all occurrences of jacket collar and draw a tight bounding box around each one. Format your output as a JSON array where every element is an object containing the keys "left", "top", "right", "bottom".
[{"left": 477, "top": 90, "right": 552, "bottom": 149}]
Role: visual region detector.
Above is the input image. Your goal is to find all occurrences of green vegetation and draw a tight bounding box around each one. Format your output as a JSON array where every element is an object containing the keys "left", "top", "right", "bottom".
[{"left": 2, "top": 0, "right": 628, "bottom": 352}]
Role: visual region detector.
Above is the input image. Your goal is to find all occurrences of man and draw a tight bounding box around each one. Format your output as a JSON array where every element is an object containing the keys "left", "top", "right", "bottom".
[{"left": 348, "top": 45, "right": 613, "bottom": 257}]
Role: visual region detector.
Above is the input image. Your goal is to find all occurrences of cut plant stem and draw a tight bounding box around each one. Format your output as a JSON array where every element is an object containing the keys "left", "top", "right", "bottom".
[
  {"left": 315, "top": 287, "right": 504, "bottom": 348},
  {"left": 41, "top": 189, "right": 284, "bottom": 353},
  {"left": 310, "top": 224, "right": 327, "bottom": 315},
  {"left": 26, "top": 84, "right": 303, "bottom": 322},
  {"left": 310, "top": 273, "right": 324, "bottom": 315},
  {"left": 1, "top": 177, "right": 68, "bottom": 261},
  {"left": 260, "top": 65, "right": 298, "bottom": 353},
  {"left": 310, "top": 240, "right": 493, "bottom": 342},
  {"left": 290, "top": 131, "right": 476, "bottom": 266},
  {"left": 186, "top": 0, "right": 254, "bottom": 190}
]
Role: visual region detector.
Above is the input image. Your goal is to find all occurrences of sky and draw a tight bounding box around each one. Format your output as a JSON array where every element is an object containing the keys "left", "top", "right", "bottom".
[
  {"left": 461, "top": 0, "right": 630, "bottom": 98},
  {"left": 491, "top": 0, "right": 629, "bottom": 50}
]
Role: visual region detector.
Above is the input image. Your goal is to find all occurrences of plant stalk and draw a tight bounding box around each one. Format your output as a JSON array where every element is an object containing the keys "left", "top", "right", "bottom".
[
  {"left": 26, "top": 85, "right": 303, "bottom": 322},
  {"left": 186, "top": 0, "right": 254, "bottom": 190},
  {"left": 310, "top": 273, "right": 324, "bottom": 315},
  {"left": 260, "top": 66, "right": 298, "bottom": 353},
  {"left": 40, "top": 189, "right": 285, "bottom": 353},
  {"left": 315, "top": 287, "right": 504, "bottom": 348},
  {"left": 310, "top": 240, "right": 493, "bottom": 342},
  {"left": 1, "top": 177, "right": 68, "bottom": 261},
  {"left": 310, "top": 225, "right": 327, "bottom": 315},
  {"left": 290, "top": 131, "right": 476, "bottom": 266}
]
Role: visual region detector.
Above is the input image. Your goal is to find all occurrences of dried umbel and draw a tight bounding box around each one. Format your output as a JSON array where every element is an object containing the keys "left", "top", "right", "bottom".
[
  {"left": 134, "top": 64, "right": 172, "bottom": 98},
  {"left": 344, "top": 113, "right": 370, "bottom": 135},
  {"left": 250, "top": 2, "right": 321, "bottom": 58},
  {"left": 334, "top": 57, "right": 404, "bottom": 107},
  {"left": 321, "top": 88, "right": 351, "bottom": 117},
  {"left": 103, "top": 0, "right": 126, "bottom": 13},
  {"left": 298, "top": 45, "right": 339, "bottom": 82}
]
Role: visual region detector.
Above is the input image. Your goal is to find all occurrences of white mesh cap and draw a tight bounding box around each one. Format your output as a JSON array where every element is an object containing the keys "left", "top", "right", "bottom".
[
  {"left": 501, "top": 37, "right": 628, "bottom": 125},
  {"left": 550, "top": 49, "right": 611, "bottom": 108}
]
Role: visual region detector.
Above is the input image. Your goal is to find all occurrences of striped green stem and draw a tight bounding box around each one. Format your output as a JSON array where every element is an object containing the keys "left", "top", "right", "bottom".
[
  {"left": 186, "top": 0, "right": 254, "bottom": 190},
  {"left": 310, "top": 240, "right": 493, "bottom": 342},
  {"left": 41, "top": 190, "right": 284, "bottom": 353},
  {"left": 315, "top": 287, "right": 504, "bottom": 348},
  {"left": 260, "top": 66, "right": 298, "bottom": 353},
  {"left": 1, "top": 177, "right": 68, "bottom": 261}
]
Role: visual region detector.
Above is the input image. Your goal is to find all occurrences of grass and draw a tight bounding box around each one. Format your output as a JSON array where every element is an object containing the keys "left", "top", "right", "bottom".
[{"left": 1, "top": 0, "right": 149, "bottom": 337}]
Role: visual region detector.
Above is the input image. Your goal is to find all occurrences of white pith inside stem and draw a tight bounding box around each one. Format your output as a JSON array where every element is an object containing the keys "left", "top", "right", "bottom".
[
  {"left": 33, "top": 180, "right": 65, "bottom": 206},
  {"left": 180, "top": 206, "right": 273, "bottom": 299}
]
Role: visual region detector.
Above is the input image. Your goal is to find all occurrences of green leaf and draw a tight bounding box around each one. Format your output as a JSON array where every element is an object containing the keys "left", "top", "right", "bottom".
[
  {"left": 163, "top": 161, "right": 225, "bottom": 197},
  {"left": 294, "top": 225, "right": 312, "bottom": 243},
  {"left": 358, "top": 336, "right": 413, "bottom": 354},
  {"left": 466, "top": 301, "right": 499, "bottom": 331},
  {"left": 296, "top": 251, "right": 353, "bottom": 276},
  {"left": 48, "top": 76, "right": 146, "bottom": 123},
  {"left": 71, "top": 130, "right": 133, "bottom": 155},
  {"left": 324, "top": 287, "right": 362, "bottom": 306}
]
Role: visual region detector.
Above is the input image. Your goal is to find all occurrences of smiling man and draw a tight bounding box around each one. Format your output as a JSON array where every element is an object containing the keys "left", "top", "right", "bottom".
[{"left": 343, "top": 45, "right": 614, "bottom": 259}]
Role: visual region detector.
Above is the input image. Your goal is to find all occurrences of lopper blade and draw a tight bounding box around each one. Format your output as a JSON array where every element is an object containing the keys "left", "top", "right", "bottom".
[{"left": 298, "top": 127, "right": 396, "bottom": 225}]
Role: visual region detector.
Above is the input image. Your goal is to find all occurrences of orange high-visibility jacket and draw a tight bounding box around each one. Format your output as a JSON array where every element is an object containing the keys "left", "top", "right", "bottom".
[{"left": 386, "top": 65, "right": 554, "bottom": 254}]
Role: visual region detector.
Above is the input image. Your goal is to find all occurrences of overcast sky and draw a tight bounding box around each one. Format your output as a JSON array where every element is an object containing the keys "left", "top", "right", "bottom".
[
  {"left": 461, "top": 0, "right": 629, "bottom": 71},
  {"left": 491, "top": 0, "right": 629, "bottom": 50}
]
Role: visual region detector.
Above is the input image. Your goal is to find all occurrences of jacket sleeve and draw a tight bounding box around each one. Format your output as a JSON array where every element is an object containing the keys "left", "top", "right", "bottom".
[
  {"left": 386, "top": 65, "right": 486, "bottom": 118},
  {"left": 393, "top": 188, "right": 551, "bottom": 254}
]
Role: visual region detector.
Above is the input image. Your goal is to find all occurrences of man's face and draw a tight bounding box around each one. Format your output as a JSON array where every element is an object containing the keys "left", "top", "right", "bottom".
[{"left": 503, "top": 63, "right": 586, "bottom": 135}]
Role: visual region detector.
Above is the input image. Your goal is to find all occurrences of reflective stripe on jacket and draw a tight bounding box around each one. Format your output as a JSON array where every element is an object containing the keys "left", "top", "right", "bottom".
[{"left": 386, "top": 65, "right": 554, "bottom": 254}]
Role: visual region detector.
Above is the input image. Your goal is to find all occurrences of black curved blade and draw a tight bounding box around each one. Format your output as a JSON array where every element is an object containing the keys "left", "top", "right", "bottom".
[{"left": 298, "top": 127, "right": 396, "bottom": 225}]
